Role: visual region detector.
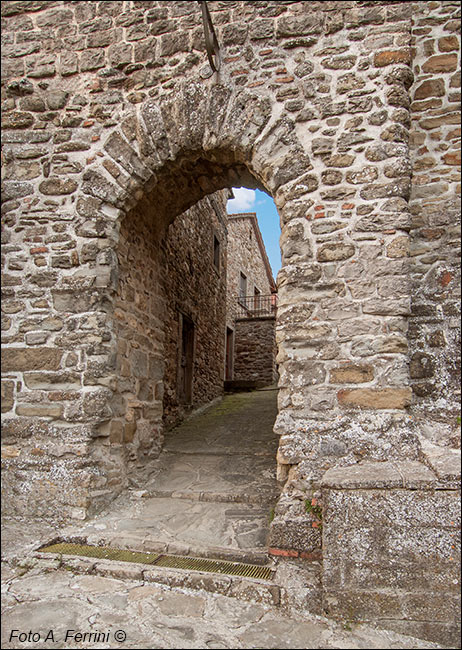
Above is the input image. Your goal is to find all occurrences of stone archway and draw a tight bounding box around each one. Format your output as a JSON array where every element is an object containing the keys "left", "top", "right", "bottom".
[
  {"left": 75, "top": 81, "right": 306, "bottom": 515},
  {"left": 2, "top": 12, "right": 419, "bottom": 532},
  {"left": 41, "top": 70, "right": 418, "bottom": 546}
]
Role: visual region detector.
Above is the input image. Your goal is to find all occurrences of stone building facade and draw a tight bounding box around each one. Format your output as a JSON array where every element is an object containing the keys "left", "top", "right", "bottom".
[
  {"left": 1, "top": 1, "right": 460, "bottom": 644},
  {"left": 162, "top": 191, "right": 228, "bottom": 429},
  {"left": 103, "top": 187, "right": 229, "bottom": 494},
  {"left": 226, "top": 211, "right": 278, "bottom": 386},
  {"left": 233, "top": 317, "right": 278, "bottom": 385}
]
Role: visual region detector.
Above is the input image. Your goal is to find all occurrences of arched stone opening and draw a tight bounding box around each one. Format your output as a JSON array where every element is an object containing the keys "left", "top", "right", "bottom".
[
  {"left": 96, "top": 151, "right": 280, "bottom": 503},
  {"left": 2, "top": 1, "right": 433, "bottom": 529},
  {"left": 3, "top": 69, "right": 422, "bottom": 527},
  {"left": 70, "top": 82, "right": 293, "bottom": 515},
  {"left": 68, "top": 77, "right": 420, "bottom": 547}
]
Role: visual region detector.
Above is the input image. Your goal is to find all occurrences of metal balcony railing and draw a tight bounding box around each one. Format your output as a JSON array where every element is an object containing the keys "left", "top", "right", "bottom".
[{"left": 236, "top": 294, "right": 277, "bottom": 319}]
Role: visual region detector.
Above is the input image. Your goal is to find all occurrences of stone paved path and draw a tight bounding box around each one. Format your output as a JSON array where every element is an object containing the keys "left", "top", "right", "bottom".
[
  {"left": 0, "top": 391, "right": 448, "bottom": 649},
  {"left": 1, "top": 559, "right": 444, "bottom": 650},
  {"left": 76, "top": 389, "right": 281, "bottom": 559}
]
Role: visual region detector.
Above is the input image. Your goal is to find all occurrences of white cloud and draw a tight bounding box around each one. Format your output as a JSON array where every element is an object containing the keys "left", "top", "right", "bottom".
[{"left": 227, "top": 187, "right": 256, "bottom": 213}]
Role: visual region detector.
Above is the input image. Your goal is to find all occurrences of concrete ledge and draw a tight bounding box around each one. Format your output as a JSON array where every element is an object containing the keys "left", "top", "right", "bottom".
[
  {"left": 321, "top": 461, "right": 439, "bottom": 490},
  {"left": 321, "top": 476, "right": 461, "bottom": 647},
  {"left": 375, "top": 618, "right": 461, "bottom": 649}
]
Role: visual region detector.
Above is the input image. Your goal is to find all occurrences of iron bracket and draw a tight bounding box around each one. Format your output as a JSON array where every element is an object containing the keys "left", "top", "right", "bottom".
[{"left": 197, "top": 1, "right": 221, "bottom": 73}]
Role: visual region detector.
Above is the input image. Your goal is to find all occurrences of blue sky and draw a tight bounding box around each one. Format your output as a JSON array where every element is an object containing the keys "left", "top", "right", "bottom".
[{"left": 227, "top": 188, "right": 281, "bottom": 279}]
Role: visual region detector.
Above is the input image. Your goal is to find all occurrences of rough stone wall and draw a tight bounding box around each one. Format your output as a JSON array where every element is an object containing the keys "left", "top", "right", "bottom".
[
  {"left": 234, "top": 316, "right": 277, "bottom": 385},
  {"left": 109, "top": 189, "right": 228, "bottom": 491},
  {"left": 106, "top": 195, "right": 165, "bottom": 502},
  {"left": 1, "top": 0, "right": 429, "bottom": 520},
  {"left": 162, "top": 192, "right": 228, "bottom": 428},
  {"left": 409, "top": 1, "right": 461, "bottom": 450},
  {"left": 0, "top": 0, "right": 459, "bottom": 514},
  {"left": 226, "top": 213, "right": 275, "bottom": 327},
  {"left": 226, "top": 212, "right": 277, "bottom": 385}
]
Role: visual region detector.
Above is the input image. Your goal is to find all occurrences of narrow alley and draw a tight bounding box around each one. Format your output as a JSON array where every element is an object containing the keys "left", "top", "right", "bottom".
[{"left": 78, "top": 388, "right": 280, "bottom": 559}]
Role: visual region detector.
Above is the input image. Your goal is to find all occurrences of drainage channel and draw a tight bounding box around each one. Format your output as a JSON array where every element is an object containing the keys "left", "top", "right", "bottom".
[{"left": 39, "top": 542, "right": 275, "bottom": 581}]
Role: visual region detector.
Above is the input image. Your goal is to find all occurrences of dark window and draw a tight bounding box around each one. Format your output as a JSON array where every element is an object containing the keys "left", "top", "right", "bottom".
[
  {"left": 213, "top": 235, "right": 220, "bottom": 270},
  {"left": 239, "top": 272, "right": 247, "bottom": 300}
]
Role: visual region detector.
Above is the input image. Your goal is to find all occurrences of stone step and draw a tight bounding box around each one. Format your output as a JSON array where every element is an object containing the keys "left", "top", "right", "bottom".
[
  {"left": 84, "top": 532, "right": 271, "bottom": 566},
  {"left": 137, "top": 452, "right": 280, "bottom": 507},
  {"left": 28, "top": 546, "right": 323, "bottom": 614},
  {"left": 79, "top": 496, "right": 274, "bottom": 557},
  {"left": 132, "top": 488, "right": 280, "bottom": 505},
  {"left": 160, "top": 449, "right": 277, "bottom": 457}
]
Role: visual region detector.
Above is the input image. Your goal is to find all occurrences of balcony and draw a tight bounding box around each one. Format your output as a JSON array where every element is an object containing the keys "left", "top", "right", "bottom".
[{"left": 236, "top": 293, "right": 277, "bottom": 319}]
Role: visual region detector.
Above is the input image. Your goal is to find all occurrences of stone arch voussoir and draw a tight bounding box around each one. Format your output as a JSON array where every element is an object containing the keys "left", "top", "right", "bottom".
[{"left": 89, "top": 81, "right": 314, "bottom": 215}]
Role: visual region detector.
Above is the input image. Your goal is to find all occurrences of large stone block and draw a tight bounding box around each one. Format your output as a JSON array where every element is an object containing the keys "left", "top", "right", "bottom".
[
  {"left": 1, "top": 380, "right": 15, "bottom": 412},
  {"left": 330, "top": 365, "right": 374, "bottom": 384},
  {"left": 2, "top": 348, "right": 63, "bottom": 372},
  {"left": 276, "top": 15, "right": 322, "bottom": 38},
  {"left": 324, "top": 589, "right": 405, "bottom": 620},
  {"left": 23, "top": 372, "right": 81, "bottom": 390},
  {"left": 422, "top": 54, "right": 458, "bottom": 73},
  {"left": 317, "top": 243, "right": 355, "bottom": 262},
  {"left": 16, "top": 403, "right": 63, "bottom": 417},
  {"left": 269, "top": 517, "right": 321, "bottom": 553},
  {"left": 414, "top": 78, "right": 445, "bottom": 100},
  {"left": 39, "top": 177, "right": 78, "bottom": 195},
  {"left": 1, "top": 111, "right": 34, "bottom": 129},
  {"left": 337, "top": 387, "right": 412, "bottom": 409},
  {"left": 374, "top": 49, "right": 411, "bottom": 67},
  {"left": 322, "top": 475, "right": 461, "bottom": 643},
  {"left": 52, "top": 291, "right": 99, "bottom": 313}
]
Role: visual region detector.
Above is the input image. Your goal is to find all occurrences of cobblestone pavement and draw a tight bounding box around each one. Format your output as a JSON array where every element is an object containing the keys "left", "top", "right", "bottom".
[{"left": 0, "top": 392, "right": 448, "bottom": 649}]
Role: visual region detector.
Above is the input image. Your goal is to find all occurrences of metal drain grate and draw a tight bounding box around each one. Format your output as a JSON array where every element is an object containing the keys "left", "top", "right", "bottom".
[
  {"left": 39, "top": 542, "right": 274, "bottom": 580},
  {"left": 154, "top": 554, "right": 274, "bottom": 580},
  {"left": 40, "top": 543, "right": 161, "bottom": 565}
]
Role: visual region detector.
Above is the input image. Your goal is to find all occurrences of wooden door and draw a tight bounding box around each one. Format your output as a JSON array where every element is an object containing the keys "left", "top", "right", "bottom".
[{"left": 179, "top": 315, "right": 194, "bottom": 404}]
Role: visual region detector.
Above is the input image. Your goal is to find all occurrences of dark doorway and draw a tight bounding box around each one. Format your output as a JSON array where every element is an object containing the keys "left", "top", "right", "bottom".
[
  {"left": 225, "top": 327, "right": 234, "bottom": 381},
  {"left": 179, "top": 314, "right": 194, "bottom": 404}
]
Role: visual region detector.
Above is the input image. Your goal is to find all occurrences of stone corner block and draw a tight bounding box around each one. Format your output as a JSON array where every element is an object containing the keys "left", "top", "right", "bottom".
[
  {"left": 423, "top": 447, "right": 461, "bottom": 485},
  {"left": 321, "top": 461, "right": 401, "bottom": 489}
]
